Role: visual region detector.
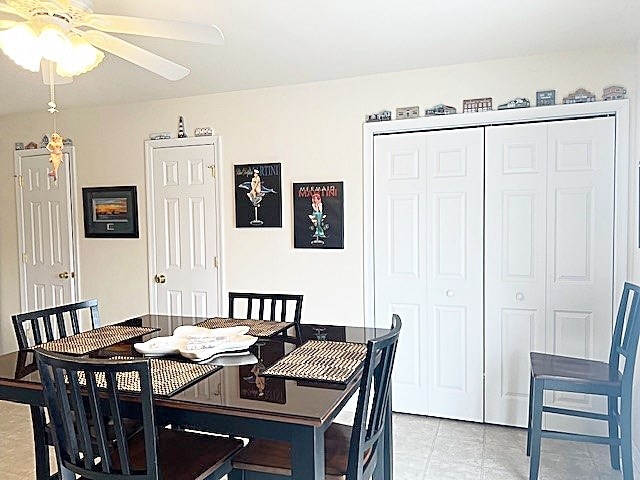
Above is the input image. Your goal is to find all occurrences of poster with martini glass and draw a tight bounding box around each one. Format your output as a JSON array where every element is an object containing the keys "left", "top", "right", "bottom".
[
  {"left": 293, "top": 181, "right": 344, "bottom": 248},
  {"left": 234, "top": 163, "right": 282, "bottom": 228}
]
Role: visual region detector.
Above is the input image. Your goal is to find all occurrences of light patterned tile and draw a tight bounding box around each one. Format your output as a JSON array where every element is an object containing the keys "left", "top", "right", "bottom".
[
  {"left": 483, "top": 457, "right": 529, "bottom": 480},
  {"left": 429, "top": 436, "right": 484, "bottom": 468},
  {"left": 393, "top": 450, "right": 428, "bottom": 480},
  {"left": 484, "top": 425, "right": 528, "bottom": 447},
  {"left": 438, "top": 418, "right": 486, "bottom": 441},
  {"left": 425, "top": 460, "right": 483, "bottom": 480},
  {"left": 394, "top": 413, "right": 440, "bottom": 437}
]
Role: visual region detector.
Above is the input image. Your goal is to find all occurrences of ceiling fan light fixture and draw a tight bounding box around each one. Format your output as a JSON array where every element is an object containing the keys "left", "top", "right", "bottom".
[
  {"left": 56, "top": 34, "right": 103, "bottom": 76},
  {"left": 37, "top": 24, "right": 72, "bottom": 62},
  {"left": 0, "top": 23, "right": 42, "bottom": 72}
]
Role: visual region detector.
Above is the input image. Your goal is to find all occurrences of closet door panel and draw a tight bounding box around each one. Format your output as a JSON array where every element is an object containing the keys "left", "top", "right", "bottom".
[
  {"left": 485, "top": 123, "right": 548, "bottom": 426},
  {"left": 545, "top": 117, "right": 615, "bottom": 434},
  {"left": 373, "top": 133, "right": 429, "bottom": 414},
  {"left": 426, "top": 128, "right": 484, "bottom": 421}
]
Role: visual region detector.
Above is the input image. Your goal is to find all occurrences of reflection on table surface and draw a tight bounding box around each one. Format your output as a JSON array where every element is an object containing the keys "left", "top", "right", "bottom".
[{"left": 3, "top": 314, "right": 387, "bottom": 424}]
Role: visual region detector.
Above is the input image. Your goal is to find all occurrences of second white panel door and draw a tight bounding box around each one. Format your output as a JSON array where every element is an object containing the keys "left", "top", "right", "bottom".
[
  {"left": 425, "top": 128, "right": 484, "bottom": 421},
  {"left": 149, "top": 143, "right": 220, "bottom": 317}
]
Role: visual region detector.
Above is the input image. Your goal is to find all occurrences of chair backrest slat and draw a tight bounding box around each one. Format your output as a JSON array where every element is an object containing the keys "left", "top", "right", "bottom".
[
  {"left": 35, "top": 349, "right": 159, "bottom": 480},
  {"left": 347, "top": 314, "right": 401, "bottom": 480},
  {"left": 12, "top": 299, "right": 100, "bottom": 349},
  {"left": 86, "top": 373, "right": 112, "bottom": 472},
  {"left": 228, "top": 292, "right": 304, "bottom": 324},
  {"left": 106, "top": 371, "right": 132, "bottom": 475},
  {"left": 609, "top": 283, "right": 640, "bottom": 392},
  {"left": 68, "top": 370, "right": 96, "bottom": 469},
  {"left": 56, "top": 312, "right": 68, "bottom": 338}
]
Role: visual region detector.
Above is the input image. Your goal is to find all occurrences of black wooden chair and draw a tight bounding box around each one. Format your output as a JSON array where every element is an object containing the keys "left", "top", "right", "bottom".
[
  {"left": 527, "top": 282, "right": 640, "bottom": 480},
  {"left": 229, "top": 314, "right": 401, "bottom": 480},
  {"left": 228, "top": 292, "right": 304, "bottom": 325},
  {"left": 13, "top": 299, "right": 101, "bottom": 349},
  {"left": 12, "top": 299, "right": 101, "bottom": 480},
  {"left": 34, "top": 348, "right": 244, "bottom": 480}
]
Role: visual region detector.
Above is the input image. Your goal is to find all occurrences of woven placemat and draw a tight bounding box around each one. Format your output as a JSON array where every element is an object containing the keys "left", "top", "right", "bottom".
[
  {"left": 196, "top": 317, "right": 293, "bottom": 337},
  {"left": 77, "top": 357, "right": 221, "bottom": 397},
  {"left": 262, "top": 340, "right": 368, "bottom": 384},
  {"left": 40, "top": 325, "right": 159, "bottom": 355}
]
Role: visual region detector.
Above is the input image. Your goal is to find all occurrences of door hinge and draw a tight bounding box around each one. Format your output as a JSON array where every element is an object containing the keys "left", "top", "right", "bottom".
[
  {"left": 214, "top": 257, "right": 219, "bottom": 268},
  {"left": 208, "top": 165, "right": 216, "bottom": 178},
  {"left": 22, "top": 253, "right": 28, "bottom": 263},
  {"left": 16, "top": 175, "right": 23, "bottom": 187}
]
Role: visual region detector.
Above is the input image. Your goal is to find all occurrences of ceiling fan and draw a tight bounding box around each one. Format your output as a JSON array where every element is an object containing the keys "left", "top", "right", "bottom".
[{"left": 0, "top": 0, "right": 224, "bottom": 81}]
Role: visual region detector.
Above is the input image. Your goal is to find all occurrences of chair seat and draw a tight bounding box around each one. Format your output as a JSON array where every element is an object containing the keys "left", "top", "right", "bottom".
[
  {"left": 80, "top": 428, "right": 243, "bottom": 480},
  {"left": 232, "top": 423, "right": 371, "bottom": 480},
  {"left": 530, "top": 352, "right": 621, "bottom": 394}
]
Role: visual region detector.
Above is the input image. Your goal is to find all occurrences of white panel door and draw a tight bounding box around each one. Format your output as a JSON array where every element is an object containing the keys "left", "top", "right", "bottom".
[
  {"left": 425, "top": 128, "right": 484, "bottom": 421},
  {"left": 149, "top": 144, "right": 220, "bottom": 317},
  {"left": 16, "top": 149, "right": 77, "bottom": 311},
  {"left": 373, "top": 129, "right": 483, "bottom": 418},
  {"left": 485, "top": 117, "right": 615, "bottom": 428},
  {"left": 373, "top": 132, "right": 429, "bottom": 415},
  {"left": 485, "top": 123, "right": 548, "bottom": 426},
  {"left": 544, "top": 117, "right": 615, "bottom": 434}
]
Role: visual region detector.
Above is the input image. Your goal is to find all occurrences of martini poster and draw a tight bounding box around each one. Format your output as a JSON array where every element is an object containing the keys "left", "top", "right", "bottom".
[
  {"left": 234, "top": 163, "right": 282, "bottom": 228},
  {"left": 293, "top": 181, "right": 344, "bottom": 249}
]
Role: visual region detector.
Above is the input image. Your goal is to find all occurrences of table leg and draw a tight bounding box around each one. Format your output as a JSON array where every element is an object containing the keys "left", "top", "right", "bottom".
[{"left": 291, "top": 425, "right": 325, "bottom": 479}]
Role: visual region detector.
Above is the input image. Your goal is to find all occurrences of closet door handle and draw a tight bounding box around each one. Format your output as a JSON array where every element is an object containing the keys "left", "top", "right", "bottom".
[
  {"left": 446, "top": 290, "right": 454, "bottom": 297},
  {"left": 515, "top": 292, "right": 524, "bottom": 301}
]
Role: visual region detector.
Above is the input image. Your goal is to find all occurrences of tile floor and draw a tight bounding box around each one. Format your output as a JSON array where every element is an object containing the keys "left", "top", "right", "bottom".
[{"left": 0, "top": 400, "right": 624, "bottom": 479}]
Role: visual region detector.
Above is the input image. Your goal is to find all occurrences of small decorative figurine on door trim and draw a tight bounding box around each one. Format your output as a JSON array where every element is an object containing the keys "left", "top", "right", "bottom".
[{"left": 47, "top": 133, "right": 64, "bottom": 180}]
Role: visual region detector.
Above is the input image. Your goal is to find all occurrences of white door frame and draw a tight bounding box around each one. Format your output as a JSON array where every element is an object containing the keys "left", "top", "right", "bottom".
[
  {"left": 363, "top": 100, "right": 630, "bottom": 330},
  {"left": 14, "top": 146, "right": 81, "bottom": 310},
  {"left": 144, "top": 136, "right": 225, "bottom": 315}
]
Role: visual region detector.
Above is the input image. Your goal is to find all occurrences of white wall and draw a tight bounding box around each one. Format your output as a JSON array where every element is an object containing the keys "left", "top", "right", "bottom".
[{"left": 0, "top": 45, "right": 638, "bottom": 463}]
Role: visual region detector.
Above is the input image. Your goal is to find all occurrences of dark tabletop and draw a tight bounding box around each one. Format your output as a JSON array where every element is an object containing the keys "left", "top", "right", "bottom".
[{"left": 0, "top": 314, "right": 387, "bottom": 427}]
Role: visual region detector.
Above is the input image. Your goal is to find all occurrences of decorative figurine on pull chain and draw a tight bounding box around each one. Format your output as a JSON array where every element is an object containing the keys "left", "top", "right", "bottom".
[
  {"left": 47, "top": 133, "right": 64, "bottom": 180},
  {"left": 45, "top": 64, "right": 64, "bottom": 181}
]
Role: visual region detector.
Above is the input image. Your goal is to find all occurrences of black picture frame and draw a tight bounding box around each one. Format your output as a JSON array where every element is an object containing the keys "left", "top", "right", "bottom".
[
  {"left": 234, "top": 163, "right": 282, "bottom": 228},
  {"left": 82, "top": 186, "right": 139, "bottom": 238},
  {"left": 293, "top": 181, "right": 344, "bottom": 249}
]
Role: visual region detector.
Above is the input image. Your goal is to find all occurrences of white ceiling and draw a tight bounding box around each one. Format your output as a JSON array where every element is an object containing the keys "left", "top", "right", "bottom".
[{"left": 0, "top": 0, "right": 638, "bottom": 116}]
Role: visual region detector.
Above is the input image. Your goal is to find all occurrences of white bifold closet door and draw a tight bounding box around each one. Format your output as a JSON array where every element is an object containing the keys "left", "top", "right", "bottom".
[
  {"left": 484, "top": 117, "right": 615, "bottom": 430},
  {"left": 373, "top": 128, "right": 484, "bottom": 421}
]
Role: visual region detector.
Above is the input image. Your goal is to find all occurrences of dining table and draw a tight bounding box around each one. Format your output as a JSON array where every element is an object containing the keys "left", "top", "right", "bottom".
[{"left": 0, "top": 314, "right": 394, "bottom": 480}]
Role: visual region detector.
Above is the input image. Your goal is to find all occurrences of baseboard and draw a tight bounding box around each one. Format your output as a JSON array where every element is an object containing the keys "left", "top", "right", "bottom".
[{"left": 634, "top": 441, "right": 640, "bottom": 477}]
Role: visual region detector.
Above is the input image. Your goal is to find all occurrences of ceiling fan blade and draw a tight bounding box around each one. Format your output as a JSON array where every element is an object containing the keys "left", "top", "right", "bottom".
[
  {"left": 49, "top": 0, "right": 70, "bottom": 10},
  {"left": 82, "top": 14, "right": 224, "bottom": 45},
  {"left": 81, "top": 30, "right": 190, "bottom": 80},
  {"left": 0, "top": 3, "right": 26, "bottom": 19},
  {"left": 0, "top": 19, "right": 18, "bottom": 29}
]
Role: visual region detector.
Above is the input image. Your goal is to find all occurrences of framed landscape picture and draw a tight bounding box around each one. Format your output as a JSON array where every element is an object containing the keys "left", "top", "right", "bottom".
[
  {"left": 293, "top": 181, "right": 344, "bottom": 249},
  {"left": 82, "top": 186, "right": 139, "bottom": 238},
  {"left": 234, "top": 163, "right": 282, "bottom": 228}
]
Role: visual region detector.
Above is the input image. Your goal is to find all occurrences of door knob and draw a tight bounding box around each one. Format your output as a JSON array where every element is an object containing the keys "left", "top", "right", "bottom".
[
  {"left": 515, "top": 292, "right": 524, "bottom": 301},
  {"left": 446, "top": 290, "right": 454, "bottom": 297},
  {"left": 58, "top": 271, "right": 69, "bottom": 279},
  {"left": 154, "top": 274, "right": 167, "bottom": 284}
]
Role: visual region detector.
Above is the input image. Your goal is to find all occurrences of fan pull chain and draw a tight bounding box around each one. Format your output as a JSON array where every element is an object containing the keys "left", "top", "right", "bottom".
[{"left": 47, "top": 62, "right": 58, "bottom": 132}]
